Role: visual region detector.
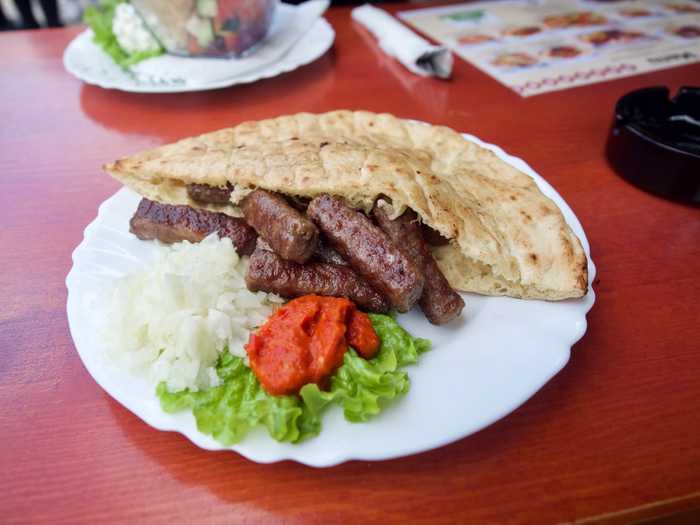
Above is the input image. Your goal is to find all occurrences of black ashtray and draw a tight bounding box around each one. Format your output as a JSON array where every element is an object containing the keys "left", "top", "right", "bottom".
[{"left": 606, "top": 86, "right": 700, "bottom": 205}]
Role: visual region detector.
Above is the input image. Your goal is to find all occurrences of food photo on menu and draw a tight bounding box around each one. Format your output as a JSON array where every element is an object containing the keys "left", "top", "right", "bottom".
[
  {"left": 400, "top": 0, "right": 700, "bottom": 95},
  {"left": 2, "top": 0, "right": 699, "bottom": 522}
]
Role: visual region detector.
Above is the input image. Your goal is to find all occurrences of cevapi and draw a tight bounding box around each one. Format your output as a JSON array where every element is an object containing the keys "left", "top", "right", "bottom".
[{"left": 105, "top": 110, "right": 587, "bottom": 301}]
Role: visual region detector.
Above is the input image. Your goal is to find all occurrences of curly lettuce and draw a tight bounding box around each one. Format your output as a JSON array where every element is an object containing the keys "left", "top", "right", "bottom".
[
  {"left": 157, "top": 352, "right": 321, "bottom": 445},
  {"left": 157, "top": 314, "right": 431, "bottom": 444},
  {"left": 83, "top": 0, "right": 162, "bottom": 69},
  {"left": 301, "top": 314, "right": 431, "bottom": 422}
]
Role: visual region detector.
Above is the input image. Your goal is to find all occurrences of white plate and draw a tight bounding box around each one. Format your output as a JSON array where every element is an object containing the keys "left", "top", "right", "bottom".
[
  {"left": 66, "top": 134, "right": 596, "bottom": 467},
  {"left": 62, "top": 15, "right": 334, "bottom": 93}
]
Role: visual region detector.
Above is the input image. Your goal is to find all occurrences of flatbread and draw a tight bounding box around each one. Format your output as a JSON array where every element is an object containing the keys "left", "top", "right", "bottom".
[{"left": 105, "top": 111, "right": 588, "bottom": 300}]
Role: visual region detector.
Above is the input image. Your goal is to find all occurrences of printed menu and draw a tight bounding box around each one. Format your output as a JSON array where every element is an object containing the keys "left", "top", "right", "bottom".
[{"left": 398, "top": 0, "right": 700, "bottom": 96}]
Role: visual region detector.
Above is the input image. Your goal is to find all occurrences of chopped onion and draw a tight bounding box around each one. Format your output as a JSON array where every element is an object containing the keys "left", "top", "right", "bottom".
[{"left": 103, "top": 234, "right": 282, "bottom": 392}]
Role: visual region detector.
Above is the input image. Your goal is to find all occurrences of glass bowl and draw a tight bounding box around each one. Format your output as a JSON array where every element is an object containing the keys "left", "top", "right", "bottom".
[{"left": 132, "top": 0, "right": 276, "bottom": 58}]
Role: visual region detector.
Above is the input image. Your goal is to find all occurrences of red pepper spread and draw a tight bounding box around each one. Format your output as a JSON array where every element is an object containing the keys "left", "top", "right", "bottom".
[{"left": 245, "top": 295, "right": 380, "bottom": 396}]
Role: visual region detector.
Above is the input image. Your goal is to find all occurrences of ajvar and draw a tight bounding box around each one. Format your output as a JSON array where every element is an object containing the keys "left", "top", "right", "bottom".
[{"left": 245, "top": 295, "right": 380, "bottom": 396}]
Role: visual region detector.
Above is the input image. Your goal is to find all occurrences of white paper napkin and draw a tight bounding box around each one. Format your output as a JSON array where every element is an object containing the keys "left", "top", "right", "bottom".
[
  {"left": 131, "top": 0, "right": 329, "bottom": 87},
  {"left": 351, "top": 3, "right": 452, "bottom": 79}
]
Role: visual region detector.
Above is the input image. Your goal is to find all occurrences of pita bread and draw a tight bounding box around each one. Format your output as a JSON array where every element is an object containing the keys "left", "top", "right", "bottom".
[{"left": 105, "top": 111, "right": 588, "bottom": 300}]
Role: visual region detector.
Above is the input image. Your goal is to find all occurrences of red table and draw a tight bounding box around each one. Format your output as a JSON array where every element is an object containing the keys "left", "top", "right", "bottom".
[{"left": 1, "top": 5, "right": 699, "bottom": 524}]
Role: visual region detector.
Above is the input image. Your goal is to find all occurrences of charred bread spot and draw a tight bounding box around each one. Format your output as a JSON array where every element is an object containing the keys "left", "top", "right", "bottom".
[
  {"left": 577, "top": 260, "right": 589, "bottom": 294},
  {"left": 560, "top": 233, "right": 574, "bottom": 258}
]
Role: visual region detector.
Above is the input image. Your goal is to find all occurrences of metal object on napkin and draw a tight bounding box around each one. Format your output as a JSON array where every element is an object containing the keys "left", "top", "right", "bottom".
[{"left": 351, "top": 4, "right": 452, "bottom": 79}]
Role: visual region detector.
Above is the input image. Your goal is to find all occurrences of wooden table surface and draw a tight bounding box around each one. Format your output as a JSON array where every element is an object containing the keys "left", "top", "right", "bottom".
[{"left": 2, "top": 5, "right": 699, "bottom": 524}]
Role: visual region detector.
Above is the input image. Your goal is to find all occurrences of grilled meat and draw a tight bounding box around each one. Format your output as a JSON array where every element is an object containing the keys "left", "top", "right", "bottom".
[
  {"left": 246, "top": 244, "right": 390, "bottom": 313},
  {"left": 240, "top": 190, "right": 319, "bottom": 264},
  {"left": 307, "top": 195, "right": 424, "bottom": 313},
  {"left": 373, "top": 206, "right": 464, "bottom": 325},
  {"left": 186, "top": 182, "right": 233, "bottom": 204},
  {"left": 129, "top": 198, "right": 257, "bottom": 255}
]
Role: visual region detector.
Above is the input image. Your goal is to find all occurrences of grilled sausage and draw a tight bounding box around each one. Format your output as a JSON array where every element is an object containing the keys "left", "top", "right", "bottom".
[
  {"left": 240, "top": 190, "right": 319, "bottom": 264},
  {"left": 421, "top": 223, "right": 451, "bottom": 246},
  {"left": 307, "top": 195, "right": 424, "bottom": 313},
  {"left": 246, "top": 245, "right": 390, "bottom": 313},
  {"left": 129, "top": 198, "right": 257, "bottom": 255},
  {"left": 312, "top": 239, "right": 349, "bottom": 266},
  {"left": 372, "top": 206, "right": 465, "bottom": 325},
  {"left": 186, "top": 183, "right": 233, "bottom": 204}
]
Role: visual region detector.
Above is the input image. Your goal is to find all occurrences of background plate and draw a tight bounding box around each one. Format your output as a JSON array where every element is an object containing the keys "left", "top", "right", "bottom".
[
  {"left": 63, "top": 17, "right": 334, "bottom": 93},
  {"left": 66, "top": 134, "right": 596, "bottom": 467}
]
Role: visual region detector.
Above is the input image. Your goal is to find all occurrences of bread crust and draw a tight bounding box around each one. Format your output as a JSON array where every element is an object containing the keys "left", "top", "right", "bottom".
[{"left": 105, "top": 110, "right": 588, "bottom": 300}]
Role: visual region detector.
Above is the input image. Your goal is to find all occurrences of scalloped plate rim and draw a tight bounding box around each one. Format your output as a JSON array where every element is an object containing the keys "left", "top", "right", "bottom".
[
  {"left": 62, "top": 18, "right": 335, "bottom": 93},
  {"left": 66, "top": 133, "right": 596, "bottom": 467}
]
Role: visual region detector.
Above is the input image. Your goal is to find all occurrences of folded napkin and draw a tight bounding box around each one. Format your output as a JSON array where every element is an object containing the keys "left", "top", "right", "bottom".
[
  {"left": 351, "top": 4, "right": 452, "bottom": 79},
  {"left": 131, "top": 0, "right": 329, "bottom": 87}
]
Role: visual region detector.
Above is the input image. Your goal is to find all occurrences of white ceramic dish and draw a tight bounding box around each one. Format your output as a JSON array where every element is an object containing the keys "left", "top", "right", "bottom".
[
  {"left": 66, "top": 134, "right": 596, "bottom": 467},
  {"left": 62, "top": 8, "right": 334, "bottom": 93}
]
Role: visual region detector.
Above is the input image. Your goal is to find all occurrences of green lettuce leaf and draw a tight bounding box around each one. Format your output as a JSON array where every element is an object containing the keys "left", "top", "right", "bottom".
[
  {"left": 157, "top": 352, "right": 321, "bottom": 445},
  {"left": 83, "top": 0, "right": 162, "bottom": 69},
  {"left": 157, "top": 314, "right": 430, "bottom": 444},
  {"left": 301, "top": 314, "right": 431, "bottom": 422}
]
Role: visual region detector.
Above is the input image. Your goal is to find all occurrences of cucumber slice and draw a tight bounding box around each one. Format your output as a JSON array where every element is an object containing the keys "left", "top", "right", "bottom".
[
  {"left": 185, "top": 14, "right": 215, "bottom": 48},
  {"left": 196, "top": 0, "right": 218, "bottom": 19}
]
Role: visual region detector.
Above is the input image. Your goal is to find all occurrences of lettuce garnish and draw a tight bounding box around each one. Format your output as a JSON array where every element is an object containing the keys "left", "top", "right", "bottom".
[
  {"left": 157, "top": 352, "right": 321, "bottom": 444},
  {"left": 156, "top": 314, "right": 431, "bottom": 444},
  {"left": 83, "top": 0, "right": 163, "bottom": 69},
  {"left": 301, "top": 314, "right": 431, "bottom": 422}
]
